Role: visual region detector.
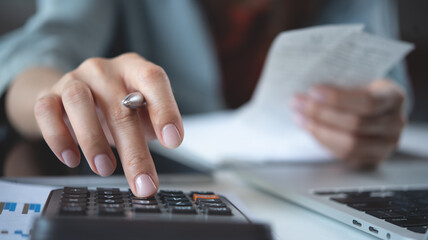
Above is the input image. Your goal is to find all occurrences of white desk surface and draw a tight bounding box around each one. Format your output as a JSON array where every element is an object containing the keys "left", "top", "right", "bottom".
[{"left": 7, "top": 171, "right": 375, "bottom": 240}]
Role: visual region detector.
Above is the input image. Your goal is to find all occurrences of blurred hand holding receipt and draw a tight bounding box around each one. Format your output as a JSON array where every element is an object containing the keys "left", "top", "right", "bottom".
[{"left": 151, "top": 24, "right": 414, "bottom": 168}]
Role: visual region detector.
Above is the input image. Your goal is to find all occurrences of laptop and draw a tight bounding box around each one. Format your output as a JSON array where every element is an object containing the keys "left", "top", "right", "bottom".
[{"left": 236, "top": 153, "right": 428, "bottom": 240}]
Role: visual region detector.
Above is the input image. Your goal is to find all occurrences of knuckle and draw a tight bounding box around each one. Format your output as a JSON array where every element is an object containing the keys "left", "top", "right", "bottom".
[
  {"left": 63, "top": 71, "right": 78, "bottom": 81},
  {"left": 79, "top": 133, "right": 100, "bottom": 149},
  {"left": 109, "top": 107, "right": 138, "bottom": 127},
  {"left": 34, "top": 96, "right": 57, "bottom": 118},
  {"left": 123, "top": 151, "right": 151, "bottom": 170},
  {"left": 79, "top": 57, "right": 106, "bottom": 76},
  {"left": 121, "top": 52, "right": 142, "bottom": 61},
  {"left": 140, "top": 64, "right": 167, "bottom": 82},
  {"left": 46, "top": 127, "right": 72, "bottom": 146},
  {"left": 153, "top": 109, "right": 177, "bottom": 127},
  {"left": 62, "top": 81, "right": 92, "bottom": 104}
]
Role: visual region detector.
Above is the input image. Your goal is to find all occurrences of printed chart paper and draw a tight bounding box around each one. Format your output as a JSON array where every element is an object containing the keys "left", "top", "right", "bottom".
[{"left": 0, "top": 180, "right": 54, "bottom": 240}]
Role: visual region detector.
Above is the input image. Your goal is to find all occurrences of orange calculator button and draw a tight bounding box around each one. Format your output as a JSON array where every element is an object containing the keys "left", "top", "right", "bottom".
[{"left": 193, "top": 194, "right": 219, "bottom": 202}]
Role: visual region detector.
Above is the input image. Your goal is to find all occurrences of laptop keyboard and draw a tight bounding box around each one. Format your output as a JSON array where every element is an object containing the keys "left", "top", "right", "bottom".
[{"left": 315, "top": 189, "right": 428, "bottom": 234}]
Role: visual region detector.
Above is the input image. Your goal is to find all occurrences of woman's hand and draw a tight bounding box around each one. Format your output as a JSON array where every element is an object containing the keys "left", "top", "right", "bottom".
[
  {"left": 34, "top": 53, "right": 184, "bottom": 197},
  {"left": 291, "top": 79, "right": 406, "bottom": 169}
]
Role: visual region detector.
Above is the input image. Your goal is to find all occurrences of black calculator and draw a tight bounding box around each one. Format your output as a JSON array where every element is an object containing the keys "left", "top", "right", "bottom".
[{"left": 30, "top": 187, "right": 272, "bottom": 240}]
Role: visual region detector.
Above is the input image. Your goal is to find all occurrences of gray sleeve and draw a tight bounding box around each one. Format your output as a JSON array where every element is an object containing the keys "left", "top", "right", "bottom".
[
  {"left": 0, "top": 0, "right": 116, "bottom": 96},
  {"left": 315, "top": 0, "right": 413, "bottom": 114}
]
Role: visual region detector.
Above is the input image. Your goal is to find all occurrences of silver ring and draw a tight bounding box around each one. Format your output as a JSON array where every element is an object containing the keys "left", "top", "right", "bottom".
[{"left": 122, "top": 92, "right": 145, "bottom": 109}]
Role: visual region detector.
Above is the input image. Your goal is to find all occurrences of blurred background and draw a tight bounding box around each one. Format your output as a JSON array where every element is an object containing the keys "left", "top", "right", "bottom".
[
  {"left": 1, "top": 0, "right": 426, "bottom": 120},
  {"left": 0, "top": 0, "right": 427, "bottom": 177}
]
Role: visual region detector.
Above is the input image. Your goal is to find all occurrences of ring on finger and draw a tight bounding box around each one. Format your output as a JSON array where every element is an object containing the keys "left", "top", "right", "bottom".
[{"left": 122, "top": 92, "right": 145, "bottom": 109}]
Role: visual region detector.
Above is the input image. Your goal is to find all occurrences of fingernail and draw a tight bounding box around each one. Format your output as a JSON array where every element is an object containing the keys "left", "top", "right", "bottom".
[
  {"left": 94, "top": 154, "right": 114, "bottom": 177},
  {"left": 62, "top": 149, "right": 80, "bottom": 168},
  {"left": 135, "top": 174, "right": 157, "bottom": 197},
  {"left": 310, "top": 89, "right": 326, "bottom": 102},
  {"left": 162, "top": 123, "right": 181, "bottom": 148}
]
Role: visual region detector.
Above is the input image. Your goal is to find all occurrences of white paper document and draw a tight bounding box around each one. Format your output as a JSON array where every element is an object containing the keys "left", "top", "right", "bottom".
[
  {"left": 0, "top": 180, "right": 54, "bottom": 240},
  {"left": 153, "top": 24, "right": 414, "bottom": 168}
]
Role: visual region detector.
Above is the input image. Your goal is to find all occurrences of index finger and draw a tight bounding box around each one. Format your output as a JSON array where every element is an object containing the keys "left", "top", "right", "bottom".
[
  {"left": 113, "top": 53, "right": 184, "bottom": 149},
  {"left": 94, "top": 83, "right": 158, "bottom": 198}
]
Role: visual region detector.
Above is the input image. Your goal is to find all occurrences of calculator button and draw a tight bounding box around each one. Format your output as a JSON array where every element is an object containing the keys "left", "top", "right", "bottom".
[
  {"left": 97, "top": 195, "right": 123, "bottom": 200},
  {"left": 61, "top": 198, "right": 87, "bottom": 203},
  {"left": 132, "top": 199, "right": 158, "bottom": 205},
  {"left": 206, "top": 207, "right": 232, "bottom": 216},
  {"left": 60, "top": 202, "right": 87, "bottom": 208},
  {"left": 98, "top": 206, "right": 124, "bottom": 216},
  {"left": 164, "top": 197, "right": 189, "bottom": 202},
  {"left": 165, "top": 201, "right": 193, "bottom": 207},
  {"left": 60, "top": 204, "right": 87, "bottom": 215},
  {"left": 193, "top": 194, "right": 219, "bottom": 202},
  {"left": 131, "top": 196, "right": 157, "bottom": 201},
  {"left": 159, "top": 190, "right": 184, "bottom": 194},
  {"left": 199, "top": 203, "right": 227, "bottom": 208},
  {"left": 63, "top": 187, "right": 88, "bottom": 194},
  {"left": 96, "top": 188, "right": 121, "bottom": 195},
  {"left": 97, "top": 198, "right": 124, "bottom": 204},
  {"left": 62, "top": 193, "right": 88, "bottom": 199},
  {"left": 190, "top": 191, "right": 215, "bottom": 198},
  {"left": 196, "top": 198, "right": 223, "bottom": 204},
  {"left": 159, "top": 193, "right": 186, "bottom": 199},
  {"left": 133, "top": 205, "right": 161, "bottom": 213},
  {"left": 159, "top": 190, "right": 185, "bottom": 198},
  {"left": 98, "top": 203, "right": 123, "bottom": 209},
  {"left": 171, "top": 206, "right": 197, "bottom": 214}
]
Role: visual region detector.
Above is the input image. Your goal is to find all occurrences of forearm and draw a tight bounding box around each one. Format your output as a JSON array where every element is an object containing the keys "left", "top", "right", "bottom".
[{"left": 5, "top": 67, "right": 63, "bottom": 139}]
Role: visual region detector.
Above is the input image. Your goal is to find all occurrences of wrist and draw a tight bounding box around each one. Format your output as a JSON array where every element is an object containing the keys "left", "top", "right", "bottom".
[{"left": 5, "top": 67, "right": 63, "bottom": 139}]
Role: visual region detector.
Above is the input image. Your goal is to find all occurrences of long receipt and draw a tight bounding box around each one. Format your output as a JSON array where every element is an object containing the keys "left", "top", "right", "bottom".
[
  {"left": 249, "top": 24, "right": 413, "bottom": 121},
  {"left": 154, "top": 24, "right": 414, "bottom": 168}
]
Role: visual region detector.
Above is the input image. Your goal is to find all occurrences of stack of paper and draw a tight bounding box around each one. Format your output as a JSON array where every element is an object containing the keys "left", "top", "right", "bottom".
[{"left": 151, "top": 24, "right": 414, "bottom": 168}]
